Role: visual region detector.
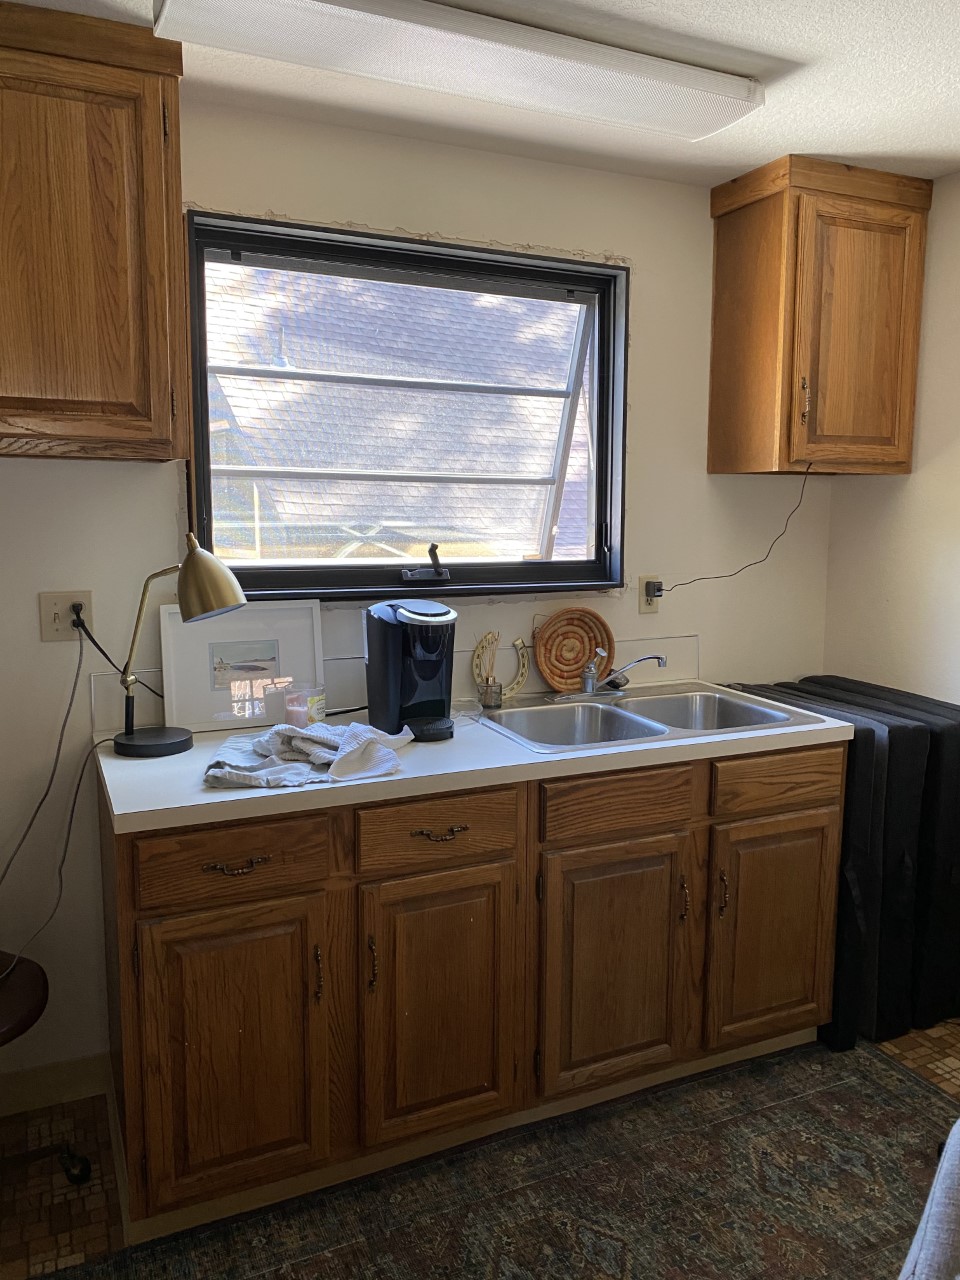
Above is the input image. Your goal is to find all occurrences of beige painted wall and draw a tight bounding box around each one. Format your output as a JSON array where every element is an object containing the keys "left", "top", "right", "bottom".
[
  {"left": 0, "top": 460, "right": 185, "bottom": 1073},
  {"left": 824, "top": 172, "right": 960, "bottom": 697},
  {"left": 182, "top": 99, "right": 833, "bottom": 682},
  {"left": 1, "top": 102, "right": 833, "bottom": 1077}
]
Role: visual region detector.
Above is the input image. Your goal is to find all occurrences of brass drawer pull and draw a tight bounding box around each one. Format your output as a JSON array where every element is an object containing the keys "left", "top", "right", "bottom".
[
  {"left": 410, "top": 825, "right": 469, "bottom": 843},
  {"left": 801, "top": 374, "right": 812, "bottom": 427},
  {"left": 679, "top": 875, "right": 690, "bottom": 923},
  {"left": 367, "top": 935, "right": 379, "bottom": 992},
  {"left": 313, "top": 944, "right": 324, "bottom": 1002},
  {"left": 201, "top": 855, "right": 272, "bottom": 877},
  {"left": 719, "top": 869, "right": 730, "bottom": 917}
]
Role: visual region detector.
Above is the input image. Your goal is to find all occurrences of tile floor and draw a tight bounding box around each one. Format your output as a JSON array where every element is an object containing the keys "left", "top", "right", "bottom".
[
  {"left": 877, "top": 1019, "right": 960, "bottom": 1098},
  {"left": 2, "top": 1026, "right": 959, "bottom": 1279},
  {"left": 0, "top": 1096, "right": 122, "bottom": 1280}
]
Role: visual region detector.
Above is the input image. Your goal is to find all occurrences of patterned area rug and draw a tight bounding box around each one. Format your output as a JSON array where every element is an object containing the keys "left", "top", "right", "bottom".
[{"left": 65, "top": 1043, "right": 958, "bottom": 1280}]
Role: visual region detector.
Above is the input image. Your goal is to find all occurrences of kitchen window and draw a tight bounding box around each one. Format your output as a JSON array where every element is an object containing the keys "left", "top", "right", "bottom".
[{"left": 188, "top": 212, "right": 627, "bottom": 599}]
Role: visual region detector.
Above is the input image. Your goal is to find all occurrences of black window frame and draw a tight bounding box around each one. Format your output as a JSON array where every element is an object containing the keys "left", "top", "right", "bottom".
[{"left": 188, "top": 210, "right": 628, "bottom": 602}]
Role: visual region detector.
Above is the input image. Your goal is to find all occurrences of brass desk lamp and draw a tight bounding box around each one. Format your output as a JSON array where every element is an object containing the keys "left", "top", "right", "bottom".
[{"left": 114, "top": 533, "right": 246, "bottom": 757}]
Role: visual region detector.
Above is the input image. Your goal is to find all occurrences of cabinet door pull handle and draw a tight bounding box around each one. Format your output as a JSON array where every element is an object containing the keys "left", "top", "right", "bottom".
[
  {"left": 367, "top": 935, "right": 379, "bottom": 992},
  {"left": 679, "top": 875, "right": 690, "bottom": 923},
  {"left": 410, "top": 825, "right": 469, "bottom": 843},
  {"left": 313, "top": 944, "right": 324, "bottom": 1002},
  {"left": 201, "top": 855, "right": 272, "bottom": 877},
  {"left": 718, "top": 869, "right": 730, "bottom": 917},
  {"left": 801, "top": 375, "right": 812, "bottom": 426}
]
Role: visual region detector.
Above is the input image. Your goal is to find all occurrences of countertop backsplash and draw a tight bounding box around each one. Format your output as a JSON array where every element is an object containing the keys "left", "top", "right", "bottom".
[{"left": 89, "top": 603, "right": 699, "bottom": 734}]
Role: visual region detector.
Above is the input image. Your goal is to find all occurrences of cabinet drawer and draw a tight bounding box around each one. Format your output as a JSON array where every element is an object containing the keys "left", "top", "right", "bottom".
[
  {"left": 134, "top": 817, "right": 330, "bottom": 912},
  {"left": 712, "top": 747, "right": 844, "bottom": 819},
  {"left": 357, "top": 787, "right": 519, "bottom": 876},
  {"left": 540, "top": 766, "right": 695, "bottom": 847}
]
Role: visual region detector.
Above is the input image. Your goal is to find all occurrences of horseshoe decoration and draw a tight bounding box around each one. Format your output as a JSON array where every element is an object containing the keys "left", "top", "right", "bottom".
[{"left": 471, "top": 632, "right": 529, "bottom": 699}]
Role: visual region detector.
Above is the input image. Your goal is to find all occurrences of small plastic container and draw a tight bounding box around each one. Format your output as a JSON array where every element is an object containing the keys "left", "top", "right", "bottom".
[{"left": 284, "top": 683, "right": 326, "bottom": 728}]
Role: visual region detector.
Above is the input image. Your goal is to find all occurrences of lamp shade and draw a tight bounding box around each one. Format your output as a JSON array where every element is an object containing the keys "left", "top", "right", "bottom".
[{"left": 177, "top": 533, "right": 246, "bottom": 622}]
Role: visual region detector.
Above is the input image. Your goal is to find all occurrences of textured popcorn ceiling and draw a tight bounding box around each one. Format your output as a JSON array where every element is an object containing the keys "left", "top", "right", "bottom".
[{"left": 18, "top": 0, "right": 960, "bottom": 183}]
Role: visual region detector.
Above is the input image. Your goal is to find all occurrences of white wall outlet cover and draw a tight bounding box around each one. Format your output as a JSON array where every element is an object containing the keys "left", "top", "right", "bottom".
[{"left": 39, "top": 591, "right": 93, "bottom": 642}]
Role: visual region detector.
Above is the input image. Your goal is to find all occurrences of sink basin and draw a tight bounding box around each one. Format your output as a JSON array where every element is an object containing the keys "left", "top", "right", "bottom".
[
  {"left": 483, "top": 701, "right": 669, "bottom": 753},
  {"left": 616, "top": 692, "right": 790, "bottom": 731}
]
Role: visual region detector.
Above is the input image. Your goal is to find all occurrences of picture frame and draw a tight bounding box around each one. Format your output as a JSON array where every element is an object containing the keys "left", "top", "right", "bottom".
[{"left": 159, "top": 600, "right": 324, "bottom": 732}]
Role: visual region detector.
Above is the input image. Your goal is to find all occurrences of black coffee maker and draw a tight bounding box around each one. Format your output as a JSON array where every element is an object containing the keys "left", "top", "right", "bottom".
[{"left": 364, "top": 599, "right": 458, "bottom": 740}]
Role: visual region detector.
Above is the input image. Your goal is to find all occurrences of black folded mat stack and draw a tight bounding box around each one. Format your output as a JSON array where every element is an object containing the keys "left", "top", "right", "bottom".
[{"left": 732, "top": 677, "right": 960, "bottom": 1050}]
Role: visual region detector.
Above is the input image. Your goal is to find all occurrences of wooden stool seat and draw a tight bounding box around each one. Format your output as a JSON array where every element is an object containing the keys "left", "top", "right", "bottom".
[{"left": 0, "top": 950, "right": 48, "bottom": 1047}]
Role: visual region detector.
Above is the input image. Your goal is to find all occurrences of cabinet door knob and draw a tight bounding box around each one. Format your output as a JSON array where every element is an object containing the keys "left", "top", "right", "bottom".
[
  {"left": 410, "top": 825, "right": 469, "bottom": 843},
  {"left": 201, "top": 855, "right": 272, "bottom": 877},
  {"left": 313, "top": 944, "right": 324, "bottom": 1002},
  {"left": 367, "top": 935, "right": 379, "bottom": 992},
  {"left": 679, "top": 875, "right": 690, "bottom": 923},
  {"left": 718, "top": 869, "right": 730, "bottom": 917}
]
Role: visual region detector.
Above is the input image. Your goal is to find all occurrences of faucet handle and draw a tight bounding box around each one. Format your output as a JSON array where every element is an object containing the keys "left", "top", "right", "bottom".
[{"left": 595, "top": 647, "right": 607, "bottom": 661}]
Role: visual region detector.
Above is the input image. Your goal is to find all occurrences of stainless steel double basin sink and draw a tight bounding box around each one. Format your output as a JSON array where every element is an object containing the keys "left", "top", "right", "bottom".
[{"left": 481, "top": 682, "right": 819, "bottom": 754}]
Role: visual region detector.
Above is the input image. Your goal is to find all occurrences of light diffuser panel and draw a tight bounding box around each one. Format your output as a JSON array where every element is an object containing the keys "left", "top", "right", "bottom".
[{"left": 156, "top": 0, "right": 764, "bottom": 141}]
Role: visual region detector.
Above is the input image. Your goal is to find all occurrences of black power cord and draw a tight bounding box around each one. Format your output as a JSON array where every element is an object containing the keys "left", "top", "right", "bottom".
[
  {"left": 0, "top": 629, "right": 85, "bottom": 899},
  {"left": 663, "top": 464, "right": 815, "bottom": 594},
  {"left": 70, "top": 603, "right": 163, "bottom": 700},
  {"left": 0, "top": 734, "right": 111, "bottom": 984},
  {"left": 0, "top": 627, "right": 110, "bottom": 985}
]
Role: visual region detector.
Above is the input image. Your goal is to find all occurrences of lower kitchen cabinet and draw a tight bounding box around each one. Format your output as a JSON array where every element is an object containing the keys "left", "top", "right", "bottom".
[
  {"left": 100, "top": 744, "right": 848, "bottom": 1221},
  {"left": 540, "top": 831, "right": 706, "bottom": 1096},
  {"left": 361, "top": 862, "right": 517, "bottom": 1145},
  {"left": 705, "top": 807, "right": 841, "bottom": 1049},
  {"left": 138, "top": 894, "right": 330, "bottom": 1210}
]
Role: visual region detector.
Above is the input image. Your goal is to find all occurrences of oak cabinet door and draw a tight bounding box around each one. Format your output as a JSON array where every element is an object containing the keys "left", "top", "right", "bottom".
[
  {"left": 791, "top": 193, "right": 925, "bottom": 469},
  {"left": 139, "top": 895, "right": 329, "bottom": 1211},
  {"left": 361, "top": 863, "right": 517, "bottom": 1145},
  {"left": 0, "top": 49, "right": 184, "bottom": 458},
  {"left": 540, "top": 832, "right": 705, "bottom": 1097},
  {"left": 706, "top": 808, "right": 841, "bottom": 1050}
]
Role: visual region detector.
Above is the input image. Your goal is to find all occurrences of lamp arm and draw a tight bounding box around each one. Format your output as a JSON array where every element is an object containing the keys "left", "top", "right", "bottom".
[{"left": 120, "top": 564, "right": 181, "bottom": 689}]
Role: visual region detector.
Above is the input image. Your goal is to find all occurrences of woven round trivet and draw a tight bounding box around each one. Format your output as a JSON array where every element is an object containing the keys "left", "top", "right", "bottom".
[{"left": 532, "top": 607, "right": 615, "bottom": 693}]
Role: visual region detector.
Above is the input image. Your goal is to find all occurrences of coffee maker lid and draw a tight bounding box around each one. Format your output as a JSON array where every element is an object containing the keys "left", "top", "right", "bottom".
[{"left": 394, "top": 599, "right": 458, "bottom": 627}]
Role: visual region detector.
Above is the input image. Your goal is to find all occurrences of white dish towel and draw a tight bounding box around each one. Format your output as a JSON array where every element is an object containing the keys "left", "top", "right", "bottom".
[{"left": 204, "top": 721, "right": 415, "bottom": 789}]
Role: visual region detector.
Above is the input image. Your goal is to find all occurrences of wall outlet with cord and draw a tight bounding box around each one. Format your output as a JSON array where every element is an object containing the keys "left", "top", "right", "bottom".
[{"left": 38, "top": 591, "right": 93, "bottom": 641}]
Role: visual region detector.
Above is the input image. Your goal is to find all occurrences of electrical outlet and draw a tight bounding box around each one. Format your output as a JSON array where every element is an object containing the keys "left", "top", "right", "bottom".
[
  {"left": 638, "top": 575, "right": 662, "bottom": 615},
  {"left": 39, "top": 591, "right": 93, "bottom": 642}
]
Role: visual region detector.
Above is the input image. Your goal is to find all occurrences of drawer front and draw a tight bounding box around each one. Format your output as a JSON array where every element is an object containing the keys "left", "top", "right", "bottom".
[
  {"left": 135, "top": 816, "right": 330, "bottom": 912},
  {"left": 540, "top": 766, "right": 695, "bottom": 847},
  {"left": 357, "top": 787, "right": 519, "bottom": 876},
  {"left": 712, "top": 746, "right": 845, "bottom": 819}
]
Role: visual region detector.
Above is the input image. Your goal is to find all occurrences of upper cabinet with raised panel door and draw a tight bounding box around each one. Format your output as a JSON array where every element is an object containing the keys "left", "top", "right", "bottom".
[
  {"left": 708, "top": 154, "right": 932, "bottom": 474},
  {"left": 0, "top": 3, "right": 187, "bottom": 459}
]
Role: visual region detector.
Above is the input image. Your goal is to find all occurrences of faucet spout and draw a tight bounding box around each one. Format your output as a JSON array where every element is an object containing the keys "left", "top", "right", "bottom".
[{"left": 600, "top": 653, "right": 667, "bottom": 691}]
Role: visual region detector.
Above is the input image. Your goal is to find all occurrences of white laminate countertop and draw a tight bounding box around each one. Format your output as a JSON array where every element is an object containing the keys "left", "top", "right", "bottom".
[{"left": 96, "top": 683, "right": 855, "bottom": 835}]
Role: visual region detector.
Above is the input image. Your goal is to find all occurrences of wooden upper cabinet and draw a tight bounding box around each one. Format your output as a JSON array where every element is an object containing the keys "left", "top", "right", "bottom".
[
  {"left": 0, "top": 4, "right": 187, "bottom": 459},
  {"left": 705, "top": 807, "right": 841, "bottom": 1050},
  {"left": 139, "top": 894, "right": 329, "bottom": 1211},
  {"left": 540, "top": 831, "right": 706, "bottom": 1097},
  {"left": 708, "top": 155, "right": 932, "bottom": 474},
  {"left": 361, "top": 862, "right": 517, "bottom": 1146}
]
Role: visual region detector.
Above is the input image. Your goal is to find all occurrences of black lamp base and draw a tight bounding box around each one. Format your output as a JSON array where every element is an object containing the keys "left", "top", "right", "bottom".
[{"left": 114, "top": 726, "right": 194, "bottom": 758}]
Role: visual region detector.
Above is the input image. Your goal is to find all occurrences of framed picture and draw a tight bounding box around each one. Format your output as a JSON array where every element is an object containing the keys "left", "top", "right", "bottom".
[{"left": 160, "top": 600, "right": 323, "bottom": 732}]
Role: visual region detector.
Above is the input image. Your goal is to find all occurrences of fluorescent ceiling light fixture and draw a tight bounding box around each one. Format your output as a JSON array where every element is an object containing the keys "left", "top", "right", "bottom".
[{"left": 156, "top": 0, "right": 764, "bottom": 141}]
